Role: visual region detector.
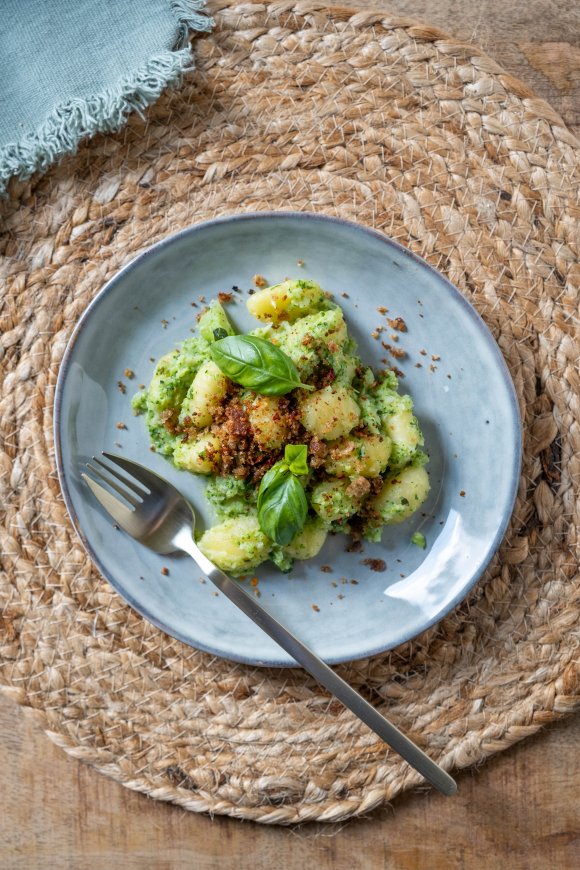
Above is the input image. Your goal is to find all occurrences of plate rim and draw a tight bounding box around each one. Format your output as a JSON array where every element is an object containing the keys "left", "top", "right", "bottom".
[{"left": 54, "top": 210, "right": 522, "bottom": 666}]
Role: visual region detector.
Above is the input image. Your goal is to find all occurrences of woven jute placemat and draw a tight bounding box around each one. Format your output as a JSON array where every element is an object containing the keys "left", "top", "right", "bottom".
[{"left": 1, "top": 1, "right": 579, "bottom": 824}]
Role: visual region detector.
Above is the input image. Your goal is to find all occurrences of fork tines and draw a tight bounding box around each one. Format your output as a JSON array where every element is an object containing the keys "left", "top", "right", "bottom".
[{"left": 85, "top": 456, "right": 146, "bottom": 508}]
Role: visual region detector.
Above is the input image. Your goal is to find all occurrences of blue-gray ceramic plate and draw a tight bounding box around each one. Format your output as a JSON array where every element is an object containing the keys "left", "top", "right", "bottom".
[{"left": 54, "top": 212, "right": 521, "bottom": 667}]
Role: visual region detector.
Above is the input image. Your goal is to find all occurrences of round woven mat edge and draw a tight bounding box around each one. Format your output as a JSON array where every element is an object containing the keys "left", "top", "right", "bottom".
[{"left": 1, "top": 0, "right": 579, "bottom": 825}]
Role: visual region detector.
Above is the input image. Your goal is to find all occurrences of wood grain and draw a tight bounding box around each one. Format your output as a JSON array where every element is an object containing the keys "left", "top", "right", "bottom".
[
  {"left": 2, "top": 1, "right": 579, "bottom": 866},
  {"left": 1, "top": 694, "right": 579, "bottom": 869}
]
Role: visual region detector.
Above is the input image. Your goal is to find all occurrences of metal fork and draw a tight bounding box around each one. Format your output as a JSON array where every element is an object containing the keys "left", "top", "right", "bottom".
[{"left": 83, "top": 453, "right": 457, "bottom": 796}]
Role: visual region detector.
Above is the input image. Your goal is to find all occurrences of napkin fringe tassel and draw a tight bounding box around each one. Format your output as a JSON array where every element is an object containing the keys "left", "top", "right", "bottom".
[{"left": 0, "top": 1, "right": 213, "bottom": 195}]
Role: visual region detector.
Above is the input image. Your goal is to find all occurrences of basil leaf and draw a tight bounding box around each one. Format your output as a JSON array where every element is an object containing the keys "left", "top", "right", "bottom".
[
  {"left": 210, "top": 335, "right": 314, "bottom": 395},
  {"left": 213, "top": 327, "right": 229, "bottom": 341},
  {"left": 257, "top": 460, "right": 288, "bottom": 512},
  {"left": 258, "top": 474, "right": 308, "bottom": 546},
  {"left": 284, "top": 444, "right": 308, "bottom": 476}
]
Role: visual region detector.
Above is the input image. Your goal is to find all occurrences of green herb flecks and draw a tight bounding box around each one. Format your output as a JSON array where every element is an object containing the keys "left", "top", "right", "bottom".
[
  {"left": 210, "top": 335, "right": 314, "bottom": 396},
  {"left": 411, "top": 531, "right": 426, "bottom": 549}
]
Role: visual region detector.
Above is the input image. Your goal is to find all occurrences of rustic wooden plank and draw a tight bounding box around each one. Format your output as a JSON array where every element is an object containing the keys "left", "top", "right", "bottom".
[
  {"left": 1, "top": 693, "right": 579, "bottom": 870},
  {"left": 2, "top": 2, "right": 579, "bottom": 867}
]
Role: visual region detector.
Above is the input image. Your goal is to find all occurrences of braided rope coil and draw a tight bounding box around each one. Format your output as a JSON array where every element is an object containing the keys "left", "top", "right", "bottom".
[{"left": 0, "top": 2, "right": 578, "bottom": 824}]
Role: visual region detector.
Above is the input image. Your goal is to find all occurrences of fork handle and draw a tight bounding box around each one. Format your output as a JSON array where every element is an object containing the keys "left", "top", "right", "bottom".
[{"left": 180, "top": 537, "right": 457, "bottom": 796}]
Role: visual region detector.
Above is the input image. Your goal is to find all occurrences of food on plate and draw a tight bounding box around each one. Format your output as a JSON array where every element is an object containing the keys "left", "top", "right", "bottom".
[{"left": 133, "top": 279, "right": 430, "bottom": 573}]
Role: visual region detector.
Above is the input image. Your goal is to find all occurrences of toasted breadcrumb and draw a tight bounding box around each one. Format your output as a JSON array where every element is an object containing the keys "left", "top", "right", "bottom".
[
  {"left": 361, "top": 558, "right": 386, "bottom": 572},
  {"left": 381, "top": 342, "right": 406, "bottom": 360},
  {"left": 387, "top": 316, "right": 407, "bottom": 332}
]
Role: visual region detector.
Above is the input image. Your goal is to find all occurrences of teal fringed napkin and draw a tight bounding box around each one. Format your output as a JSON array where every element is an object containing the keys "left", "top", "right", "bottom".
[{"left": 0, "top": 0, "right": 212, "bottom": 193}]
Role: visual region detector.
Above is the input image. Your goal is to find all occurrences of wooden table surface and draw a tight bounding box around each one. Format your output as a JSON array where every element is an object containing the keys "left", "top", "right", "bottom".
[{"left": 3, "top": 2, "right": 579, "bottom": 868}]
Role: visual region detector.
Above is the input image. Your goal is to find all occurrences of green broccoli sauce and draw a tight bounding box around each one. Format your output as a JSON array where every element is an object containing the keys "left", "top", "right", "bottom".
[
  {"left": 411, "top": 531, "right": 427, "bottom": 549},
  {"left": 133, "top": 279, "right": 430, "bottom": 572},
  {"left": 270, "top": 548, "right": 294, "bottom": 573},
  {"left": 206, "top": 475, "right": 257, "bottom": 520}
]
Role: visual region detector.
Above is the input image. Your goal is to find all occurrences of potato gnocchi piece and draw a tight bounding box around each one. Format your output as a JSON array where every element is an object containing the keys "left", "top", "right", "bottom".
[
  {"left": 324, "top": 433, "right": 391, "bottom": 479},
  {"left": 180, "top": 360, "right": 228, "bottom": 428},
  {"left": 257, "top": 307, "right": 349, "bottom": 380},
  {"left": 247, "top": 278, "right": 325, "bottom": 324},
  {"left": 148, "top": 350, "right": 198, "bottom": 413},
  {"left": 282, "top": 306, "right": 347, "bottom": 348},
  {"left": 173, "top": 433, "right": 221, "bottom": 474},
  {"left": 310, "top": 479, "right": 365, "bottom": 524},
  {"left": 369, "top": 465, "right": 430, "bottom": 525},
  {"left": 299, "top": 385, "right": 361, "bottom": 441},
  {"left": 244, "top": 394, "right": 289, "bottom": 450},
  {"left": 197, "top": 515, "right": 270, "bottom": 573},
  {"left": 384, "top": 408, "right": 423, "bottom": 468},
  {"left": 284, "top": 518, "right": 327, "bottom": 560},
  {"left": 198, "top": 300, "right": 235, "bottom": 343}
]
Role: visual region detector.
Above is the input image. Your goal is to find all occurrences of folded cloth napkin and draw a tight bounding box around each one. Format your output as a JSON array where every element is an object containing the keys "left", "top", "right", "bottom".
[{"left": 0, "top": 0, "right": 212, "bottom": 194}]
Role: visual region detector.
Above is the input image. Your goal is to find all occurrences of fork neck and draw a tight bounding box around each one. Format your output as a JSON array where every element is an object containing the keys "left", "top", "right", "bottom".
[
  {"left": 173, "top": 526, "right": 231, "bottom": 585},
  {"left": 173, "top": 526, "right": 211, "bottom": 569}
]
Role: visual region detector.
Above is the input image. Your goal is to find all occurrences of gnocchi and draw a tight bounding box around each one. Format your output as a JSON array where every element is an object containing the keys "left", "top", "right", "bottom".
[
  {"left": 324, "top": 433, "right": 391, "bottom": 478},
  {"left": 384, "top": 408, "right": 423, "bottom": 468},
  {"left": 247, "top": 278, "right": 324, "bottom": 323},
  {"left": 300, "top": 385, "right": 361, "bottom": 440},
  {"left": 284, "top": 518, "right": 328, "bottom": 560},
  {"left": 197, "top": 515, "right": 270, "bottom": 573},
  {"left": 135, "top": 279, "right": 430, "bottom": 574},
  {"left": 310, "top": 479, "right": 364, "bottom": 524},
  {"left": 245, "top": 394, "right": 289, "bottom": 450},
  {"left": 369, "top": 465, "right": 430, "bottom": 525},
  {"left": 173, "top": 433, "right": 221, "bottom": 474},
  {"left": 180, "top": 360, "right": 228, "bottom": 429}
]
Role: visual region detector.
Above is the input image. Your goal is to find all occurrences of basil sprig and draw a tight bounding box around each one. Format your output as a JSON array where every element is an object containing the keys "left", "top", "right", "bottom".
[
  {"left": 210, "top": 335, "right": 313, "bottom": 396},
  {"left": 257, "top": 445, "right": 309, "bottom": 546},
  {"left": 283, "top": 444, "right": 309, "bottom": 475}
]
